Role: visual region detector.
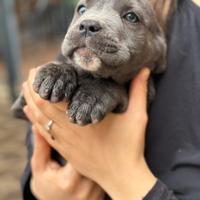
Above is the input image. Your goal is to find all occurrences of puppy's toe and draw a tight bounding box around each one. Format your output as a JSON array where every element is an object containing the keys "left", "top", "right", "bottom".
[
  {"left": 75, "top": 103, "right": 92, "bottom": 126},
  {"left": 64, "top": 70, "right": 77, "bottom": 100},
  {"left": 68, "top": 101, "right": 94, "bottom": 126},
  {"left": 38, "top": 76, "right": 56, "bottom": 99},
  {"left": 65, "top": 83, "right": 76, "bottom": 100},
  {"left": 68, "top": 101, "right": 80, "bottom": 123},
  {"left": 91, "top": 103, "right": 105, "bottom": 124},
  {"left": 33, "top": 74, "right": 46, "bottom": 93},
  {"left": 50, "top": 75, "right": 66, "bottom": 103}
]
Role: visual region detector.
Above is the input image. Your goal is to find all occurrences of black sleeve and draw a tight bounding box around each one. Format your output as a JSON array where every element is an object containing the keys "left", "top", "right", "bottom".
[
  {"left": 143, "top": 180, "right": 178, "bottom": 200},
  {"left": 144, "top": 1, "right": 200, "bottom": 200},
  {"left": 20, "top": 125, "right": 37, "bottom": 200}
]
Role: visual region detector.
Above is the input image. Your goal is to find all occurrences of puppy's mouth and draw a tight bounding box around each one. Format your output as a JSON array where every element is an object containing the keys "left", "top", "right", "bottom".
[{"left": 72, "top": 47, "right": 102, "bottom": 72}]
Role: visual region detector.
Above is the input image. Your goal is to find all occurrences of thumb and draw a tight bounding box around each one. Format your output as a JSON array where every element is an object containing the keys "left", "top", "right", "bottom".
[
  {"left": 127, "top": 68, "right": 150, "bottom": 114},
  {"left": 31, "top": 126, "right": 51, "bottom": 173}
]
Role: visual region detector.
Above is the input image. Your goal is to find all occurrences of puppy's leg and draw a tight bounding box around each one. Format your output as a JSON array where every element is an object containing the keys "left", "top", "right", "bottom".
[
  {"left": 11, "top": 93, "right": 28, "bottom": 120},
  {"left": 68, "top": 78, "right": 128, "bottom": 126},
  {"left": 33, "top": 62, "right": 77, "bottom": 103}
]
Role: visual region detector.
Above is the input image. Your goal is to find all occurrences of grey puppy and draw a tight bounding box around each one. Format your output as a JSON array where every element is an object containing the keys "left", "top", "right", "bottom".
[{"left": 13, "top": 0, "right": 166, "bottom": 126}]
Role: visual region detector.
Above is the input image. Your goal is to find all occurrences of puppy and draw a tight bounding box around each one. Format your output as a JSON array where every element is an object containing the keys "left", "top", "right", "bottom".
[{"left": 12, "top": 0, "right": 166, "bottom": 126}]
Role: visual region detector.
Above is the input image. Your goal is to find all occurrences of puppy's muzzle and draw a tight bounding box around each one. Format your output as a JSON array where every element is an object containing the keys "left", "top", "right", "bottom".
[{"left": 79, "top": 20, "right": 102, "bottom": 37}]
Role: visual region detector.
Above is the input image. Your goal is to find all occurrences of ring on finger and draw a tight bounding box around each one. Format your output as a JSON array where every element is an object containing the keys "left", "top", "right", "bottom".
[{"left": 44, "top": 120, "right": 55, "bottom": 140}]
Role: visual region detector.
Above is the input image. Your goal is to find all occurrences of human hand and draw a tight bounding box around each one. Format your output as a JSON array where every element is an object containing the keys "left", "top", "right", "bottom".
[
  {"left": 30, "top": 127, "right": 105, "bottom": 200},
  {"left": 23, "top": 68, "right": 156, "bottom": 200}
]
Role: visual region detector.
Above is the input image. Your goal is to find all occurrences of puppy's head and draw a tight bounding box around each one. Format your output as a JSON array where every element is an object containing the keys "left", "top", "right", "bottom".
[{"left": 62, "top": 0, "right": 166, "bottom": 83}]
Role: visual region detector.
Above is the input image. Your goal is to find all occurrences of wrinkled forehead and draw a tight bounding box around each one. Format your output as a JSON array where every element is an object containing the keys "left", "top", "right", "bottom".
[
  {"left": 83, "top": 0, "right": 131, "bottom": 8},
  {"left": 80, "top": 0, "right": 147, "bottom": 8},
  {"left": 78, "top": 0, "right": 152, "bottom": 16}
]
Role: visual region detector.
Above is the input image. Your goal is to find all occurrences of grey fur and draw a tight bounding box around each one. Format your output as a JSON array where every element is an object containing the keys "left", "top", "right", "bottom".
[{"left": 12, "top": 0, "right": 166, "bottom": 125}]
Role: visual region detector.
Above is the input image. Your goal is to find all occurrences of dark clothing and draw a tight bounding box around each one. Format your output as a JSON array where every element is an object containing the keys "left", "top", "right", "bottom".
[
  {"left": 21, "top": 0, "right": 200, "bottom": 199},
  {"left": 146, "top": 0, "right": 200, "bottom": 199}
]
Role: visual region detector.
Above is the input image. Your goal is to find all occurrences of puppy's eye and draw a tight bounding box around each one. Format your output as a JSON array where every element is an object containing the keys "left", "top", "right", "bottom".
[
  {"left": 77, "top": 5, "right": 87, "bottom": 15},
  {"left": 124, "top": 12, "right": 139, "bottom": 23}
]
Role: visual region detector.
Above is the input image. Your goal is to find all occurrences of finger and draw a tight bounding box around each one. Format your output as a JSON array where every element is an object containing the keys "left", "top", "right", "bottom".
[
  {"left": 127, "top": 68, "right": 150, "bottom": 114},
  {"left": 34, "top": 122, "right": 57, "bottom": 147},
  {"left": 33, "top": 122, "right": 74, "bottom": 157},
  {"left": 23, "top": 105, "right": 36, "bottom": 123},
  {"left": 27, "top": 67, "right": 67, "bottom": 110},
  {"left": 28, "top": 68, "right": 37, "bottom": 86},
  {"left": 23, "top": 82, "right": 61, "bottom": 143},
  {"left": 23, "top": 82, "right": 49, "bottom": 125},
  {"left": 24, "top": 73, "right": 75, "bottom": 143},
  {"left": 23, "top": 82, "right": 62, "bottom": 132},
  {"left": 23, "top": 82, "right": 72, "bottom": 145},
  {"left": 23, "top": 77, "right": 67, "bottom": 124},
  {"left": 26, "top": 68, "right": 72, "bottom": 127},
  {"left": 31, "top": 126, "right": 51, "bottom": 173},
  {"left": 27, "top": 67, "right": 68, "bottom": 112},
  {"left": 25, "top": 81, "right": 73, "bottom": 129}
]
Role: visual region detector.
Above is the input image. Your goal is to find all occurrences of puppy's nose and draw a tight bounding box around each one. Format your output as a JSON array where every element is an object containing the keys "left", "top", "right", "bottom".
[{"left": 79, "top": 20, "right": 102, "bottom": 37}]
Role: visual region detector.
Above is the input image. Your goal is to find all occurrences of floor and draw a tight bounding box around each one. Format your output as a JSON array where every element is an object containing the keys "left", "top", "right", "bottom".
[{"left": 0, "top": 39, "right": 61, "bottom": 200}]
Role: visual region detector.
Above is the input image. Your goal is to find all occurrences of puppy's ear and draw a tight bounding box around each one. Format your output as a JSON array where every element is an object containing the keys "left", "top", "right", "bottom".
[{"left": 11, "top": 93, "right": 28, "bottom": 120}]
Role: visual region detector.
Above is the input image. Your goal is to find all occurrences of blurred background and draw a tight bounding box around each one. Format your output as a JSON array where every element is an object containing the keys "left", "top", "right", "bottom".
[{"left": 0, "top": 0, "right": 77, "bottom": 199}]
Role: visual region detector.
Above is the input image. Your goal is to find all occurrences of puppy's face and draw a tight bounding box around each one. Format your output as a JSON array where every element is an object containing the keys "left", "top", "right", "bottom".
[{"left": 62, "top": 0, "right": 166, "bottom": 82}]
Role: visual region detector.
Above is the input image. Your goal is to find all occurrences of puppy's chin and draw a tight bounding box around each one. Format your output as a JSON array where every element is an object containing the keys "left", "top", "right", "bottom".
[{"left": 72, "top": 48, "right": 102, "bottom": 72}]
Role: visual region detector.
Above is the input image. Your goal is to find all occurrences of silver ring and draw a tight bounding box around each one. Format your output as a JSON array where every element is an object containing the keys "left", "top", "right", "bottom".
[{"left": 45, "top": 120, "right": 55, "bottom": 140}]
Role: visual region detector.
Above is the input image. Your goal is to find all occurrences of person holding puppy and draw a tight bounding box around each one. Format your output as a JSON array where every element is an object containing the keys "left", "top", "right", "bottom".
[{"left": 21, "top": 0, "right": 200, "bottom": 199}]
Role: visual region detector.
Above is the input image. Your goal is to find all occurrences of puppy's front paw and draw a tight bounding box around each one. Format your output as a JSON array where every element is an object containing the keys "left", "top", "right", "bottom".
[
  {"left": 68, "top": 94, "right": 104, "bottom": 126},
  {"left": 33, "top": 63, "right": 77, "bottom": 103},
  {"left": 67, "top": 85, "right": 118, "bottom": 126}
]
